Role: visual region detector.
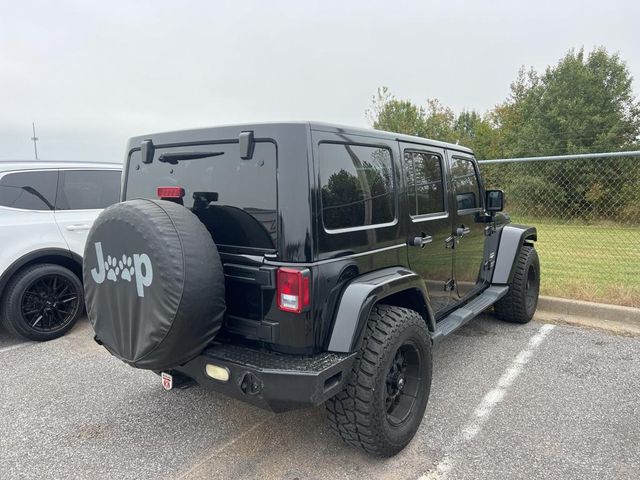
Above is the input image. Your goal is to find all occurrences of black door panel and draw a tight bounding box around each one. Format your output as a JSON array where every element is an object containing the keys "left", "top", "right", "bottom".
[
  {"left": 402, "top": 145, "right": 453, "bottom": 315},
  {"left": 449, "top": 154, "right": 487, "bottom": 301}
]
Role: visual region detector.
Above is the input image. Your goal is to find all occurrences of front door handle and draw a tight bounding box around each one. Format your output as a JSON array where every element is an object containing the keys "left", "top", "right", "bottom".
[
  {"left": 411, "top": 233, "right": 433, "bottom": 248},
  {"left": 65, "top": 224, "right": 91, "bottom": 232},
  {"left": 456, "top": 225, "right": 471, "bottom": 237}
]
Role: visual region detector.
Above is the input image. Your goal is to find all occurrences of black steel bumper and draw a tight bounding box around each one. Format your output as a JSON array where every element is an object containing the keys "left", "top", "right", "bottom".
[{"left": 173, "top": 343, "right": 356, "bottom": 412}]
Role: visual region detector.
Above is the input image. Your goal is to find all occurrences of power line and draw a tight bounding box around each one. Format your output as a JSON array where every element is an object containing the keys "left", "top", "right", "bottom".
[{"left": 31, "top": 122, "right": 39, "bottom": 160}]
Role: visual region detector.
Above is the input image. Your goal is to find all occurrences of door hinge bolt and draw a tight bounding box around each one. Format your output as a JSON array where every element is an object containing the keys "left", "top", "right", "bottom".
[{"left": 444, "top": 279, "right": 456, "bottom": 291}]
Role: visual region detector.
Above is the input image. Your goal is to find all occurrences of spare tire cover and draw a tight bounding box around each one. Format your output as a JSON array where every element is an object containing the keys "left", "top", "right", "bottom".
[{"left": 83, "top": 199, "right": 225, "bottom": 371}]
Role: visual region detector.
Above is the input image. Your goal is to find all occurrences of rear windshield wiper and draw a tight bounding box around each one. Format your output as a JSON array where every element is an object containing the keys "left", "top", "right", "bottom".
[{"left": 158, "top": 151, "right": 224, "bottom": 165}]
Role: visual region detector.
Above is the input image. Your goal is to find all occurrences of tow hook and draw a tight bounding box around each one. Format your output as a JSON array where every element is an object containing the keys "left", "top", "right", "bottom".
[{"left": 239, "top": 372, "right": 263, "bottom": 395}]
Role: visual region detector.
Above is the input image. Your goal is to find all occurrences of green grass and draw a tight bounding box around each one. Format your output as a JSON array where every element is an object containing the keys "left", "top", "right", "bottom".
[
  {"left": 512, "top": 217, "right": 640, "bottom": 307},
  {"left": 381, "top": 217, "right": 639, "bottom": 307}
]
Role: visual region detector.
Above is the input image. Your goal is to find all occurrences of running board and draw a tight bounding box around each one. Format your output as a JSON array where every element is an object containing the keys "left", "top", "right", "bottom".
[{"left": 432, "top": 285, "right": 508, "bottom": 343}]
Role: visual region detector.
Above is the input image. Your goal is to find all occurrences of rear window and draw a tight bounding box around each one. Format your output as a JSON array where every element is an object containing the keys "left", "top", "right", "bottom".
[
  {"left": 56, "top": 170, "right": 121, "bottom": 210},
  {"left": 125, "top": 142, "right": 277, "bottom": 250},
  {"left": 0, "top": 171, "right": 58, "bottom": 210},
  {"left": 319, "top": 143, "right": 395, "bottom": 230}
]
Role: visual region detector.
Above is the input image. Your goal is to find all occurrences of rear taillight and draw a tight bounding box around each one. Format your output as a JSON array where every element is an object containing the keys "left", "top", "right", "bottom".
[
  {"left": 157, "top": 186, "right": 185, "bottom": 199},
  {"left": 277, "top": 267, "right": 310, "bottom": 313}
]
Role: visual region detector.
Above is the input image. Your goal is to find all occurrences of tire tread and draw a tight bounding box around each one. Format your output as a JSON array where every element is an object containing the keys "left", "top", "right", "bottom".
[
  {"left": 325, "top": 304, "right": 430, "bottom": 456},
  {"left": 494, "top": 246, "right": 539, "bottom": 324}
]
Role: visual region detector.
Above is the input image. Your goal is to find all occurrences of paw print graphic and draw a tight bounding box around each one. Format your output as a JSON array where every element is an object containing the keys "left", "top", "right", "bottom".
[
  {"left": 120, "top": 254, "right": 135, "bottom": 281},
  {"left": 106, "top": 255, "right": 118, "bottom": 282}
]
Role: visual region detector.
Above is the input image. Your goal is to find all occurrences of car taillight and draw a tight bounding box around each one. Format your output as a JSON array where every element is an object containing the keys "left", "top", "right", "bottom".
[
  {"left": 157, "top": 186, "right": 185, "bottom": 199},
  {"left": 277, "top": 267, "right": 310, "bottom": 313}
]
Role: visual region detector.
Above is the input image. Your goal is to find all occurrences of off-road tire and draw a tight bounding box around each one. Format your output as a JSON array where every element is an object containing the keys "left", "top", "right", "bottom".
[
  {"left": 1, "top": 264, "right": 84, "bottom": 341},
  {"left": 326, "top": 305, "right": 432, "bottom": 457},
  {"left": 494, "top": 245, "right": 540, "bottom": 324}
]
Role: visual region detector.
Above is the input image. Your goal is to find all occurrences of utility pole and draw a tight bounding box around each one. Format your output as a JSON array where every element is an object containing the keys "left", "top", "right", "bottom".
[{"left": 31, "top": 122, "right": 39, "bottom": 160}]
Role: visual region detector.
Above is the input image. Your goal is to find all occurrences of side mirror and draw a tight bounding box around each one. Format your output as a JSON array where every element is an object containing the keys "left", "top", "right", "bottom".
[{"left": 485, "top": 189, "right": 504, "bottom": 212}]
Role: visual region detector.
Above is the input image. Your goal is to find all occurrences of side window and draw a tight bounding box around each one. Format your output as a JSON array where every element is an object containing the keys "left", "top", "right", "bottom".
[
  {"left": 451, "top": 158, "right": 481, "bottom": 211},
  {"left": 403, "top": 150, "right": 446, "bottom": 216},
  {"left": 319, "top": 143, "right": 395, "bottom": 230},
  {"left": 0, "top": 171, "right": 58, "bottom": 210},
  {"left": 56, "top": 170, "right": 121, "bottom": 210}
]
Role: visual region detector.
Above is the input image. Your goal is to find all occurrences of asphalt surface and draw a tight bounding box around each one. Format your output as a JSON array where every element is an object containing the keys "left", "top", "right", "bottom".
[{"left": 1, "top": 315, "right": 639, "bottom": 480}]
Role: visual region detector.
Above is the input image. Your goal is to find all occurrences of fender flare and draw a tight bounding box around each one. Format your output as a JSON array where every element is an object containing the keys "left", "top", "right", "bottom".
[
  {"left": 492, "top": 224, "right": 537, "bottom": 284},
  {"left": 327, "top": 267, "right": 435, "bottom": 353},
  {"left": 0, "top": 248, "right": 79, "bottom": 295}
]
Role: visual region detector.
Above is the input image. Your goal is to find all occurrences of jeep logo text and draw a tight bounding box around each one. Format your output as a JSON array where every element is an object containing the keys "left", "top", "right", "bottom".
[{"left": 90, "top": 242, "right": 153, "bottom": 297}]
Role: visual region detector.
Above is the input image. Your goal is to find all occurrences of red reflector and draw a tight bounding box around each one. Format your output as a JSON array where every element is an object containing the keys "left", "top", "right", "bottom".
[
  {"left": 157, "top": 186, "right": 185, "bottom": 199},
  {"left": 277, "top": 267, "right": 310, "bottom": 313}
]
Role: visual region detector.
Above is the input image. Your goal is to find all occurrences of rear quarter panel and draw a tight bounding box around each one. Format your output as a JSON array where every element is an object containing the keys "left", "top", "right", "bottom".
[
  {"left": 0, "top": 207, "right": 69, "bottom": 276},
  {"left": 309, "top": 129, "right": 410, "bottom": 347}
]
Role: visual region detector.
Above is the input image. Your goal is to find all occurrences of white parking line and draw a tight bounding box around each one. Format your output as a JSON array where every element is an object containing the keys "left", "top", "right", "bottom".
[
  {"left": 0, "top": 342, "right": 33, "bottom": 354},
  {"left": 420, "top": 323, "right": 556, "bottom": 480}
]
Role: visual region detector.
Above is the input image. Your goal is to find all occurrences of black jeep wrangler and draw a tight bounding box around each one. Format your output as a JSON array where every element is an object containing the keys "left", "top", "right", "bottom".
[{"left": 83, "top": 122, "right": 539, "bottom": 456}]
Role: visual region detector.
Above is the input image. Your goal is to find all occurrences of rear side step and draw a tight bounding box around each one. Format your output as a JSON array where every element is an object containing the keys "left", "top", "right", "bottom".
[{"left": 432, "top": 285, "right": 508, "bottom": 343}]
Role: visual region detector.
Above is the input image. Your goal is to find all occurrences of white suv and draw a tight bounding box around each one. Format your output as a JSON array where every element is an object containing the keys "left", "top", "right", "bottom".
[{"left": 0, "top": 161, "right": 122, "bottom": 340}]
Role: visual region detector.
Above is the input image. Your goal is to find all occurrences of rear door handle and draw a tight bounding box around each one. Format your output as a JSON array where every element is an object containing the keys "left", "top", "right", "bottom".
[
  {"left": 65, "top": 224, "right": 91, "bottom": 231},
  {"left": 456, "top": 226, "right": 471, "bottom": 237},
  {"left": 411, "top": 233, "right": 433, "bottom": 248}
]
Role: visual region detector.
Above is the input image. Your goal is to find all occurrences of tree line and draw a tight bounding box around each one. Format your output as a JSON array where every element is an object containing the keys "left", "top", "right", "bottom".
[{"left": 368, "top": 47, "right": 640, "bottom": 222}]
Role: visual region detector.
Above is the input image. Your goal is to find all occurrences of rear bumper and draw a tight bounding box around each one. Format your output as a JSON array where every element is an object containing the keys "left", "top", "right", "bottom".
[{"left": 174, "top": 343, "right": 356, "bottom": 412}]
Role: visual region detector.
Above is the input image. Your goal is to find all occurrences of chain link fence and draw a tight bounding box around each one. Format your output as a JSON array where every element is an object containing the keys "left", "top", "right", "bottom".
[{"left": 479, "top": 152, "right": 640, "bottom": 308}]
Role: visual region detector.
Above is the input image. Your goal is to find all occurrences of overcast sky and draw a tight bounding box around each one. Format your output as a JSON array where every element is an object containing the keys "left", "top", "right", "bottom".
[{"left": 1, "top": 0, "right": 639, "bottom": 163}]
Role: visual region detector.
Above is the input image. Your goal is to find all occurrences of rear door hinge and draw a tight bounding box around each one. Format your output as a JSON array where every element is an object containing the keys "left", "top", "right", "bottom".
[
  {"left": 444, "top": 278, "right": 456, "bottom": 292},
  {"left": 445, "top": 235, "right": 456, "bottom": 249}
]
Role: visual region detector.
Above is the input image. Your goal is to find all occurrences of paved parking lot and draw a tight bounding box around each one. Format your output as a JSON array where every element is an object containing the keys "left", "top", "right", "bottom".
[{"left": 1, "top": 315, "right": 639, "bottom": 480}]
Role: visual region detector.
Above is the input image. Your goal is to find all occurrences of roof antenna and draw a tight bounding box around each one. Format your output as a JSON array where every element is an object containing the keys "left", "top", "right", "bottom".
[{"left": 31, "top": 122, "right": 39, "bottom": 160}]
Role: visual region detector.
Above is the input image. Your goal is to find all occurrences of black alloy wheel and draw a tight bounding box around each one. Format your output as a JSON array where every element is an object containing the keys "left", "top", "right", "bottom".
[
  {"left": 524, "top": 263, "right": 539, "bottom": 313},
  {"left": 1, "top": 264, "right": 84, "bottom": 341},
  {"left": 20, "top": 274, "right": 79, "bottom": 332},
  {"left": 385, "top": 341, "right": 423, "bottom": 427}
]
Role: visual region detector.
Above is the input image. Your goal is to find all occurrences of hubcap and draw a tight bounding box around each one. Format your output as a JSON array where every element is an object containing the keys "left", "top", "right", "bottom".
[
  {"left": 20, "top": 274, "right": 78, "bottom": 332},
  {"left": 385, "top": 342, "right": 422, "bottom": 426}
]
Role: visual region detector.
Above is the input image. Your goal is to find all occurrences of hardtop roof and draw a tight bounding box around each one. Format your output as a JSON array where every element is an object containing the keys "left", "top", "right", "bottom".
[
  {"left": 127, "top": 121, "right": 474, "bottom": 155},
  {"left": 307, "top": 121, "right": 473, "bottom": 154}
]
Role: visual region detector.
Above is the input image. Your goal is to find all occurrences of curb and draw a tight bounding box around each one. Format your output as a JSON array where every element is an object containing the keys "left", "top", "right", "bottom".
[
  {"left": 536, "top": 296, "right": 640, "bottom": 336},
  {"left": 538, "top": 296, "right": 640, "bottom": 323}
]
